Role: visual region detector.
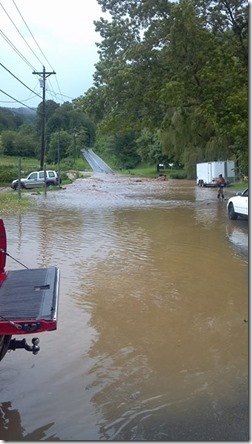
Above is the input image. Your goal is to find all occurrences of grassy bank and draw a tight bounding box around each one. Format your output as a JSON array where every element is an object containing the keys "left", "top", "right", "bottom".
[
  {"left": 228, "top": 181, "right": 248, "bottom": 190},
  {"left": 116, "top": 165, "right": 248, "bottom": 191},
  {"left": 0, "top": 156, "right": 248, "bottom": 193},
  {"left": 0, "top": 191, "right": 33, "bottom": 211},
  {"left": 0, "top": 155, "right": 91, "bottom": 186},
  {"left": 116, "top": 164, "right": 187, "bottom": 179}
]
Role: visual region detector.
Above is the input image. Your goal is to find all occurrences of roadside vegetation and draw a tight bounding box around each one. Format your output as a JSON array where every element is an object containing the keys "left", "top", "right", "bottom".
[
  {"left": 0, "top": 1, "right": 248, "bottom": 190},
  {"left": 0, "top": 155, "right": 247, "bottom": 194},
  {"left": 74, "top": 0, "right": 248, "bottom": 179},
  {"left": 0, "top": 155, "right": 91, "bottom": 187},
  {"left": 117, "top": 164, "right": 247, "bottom": 191},
  {"left": 0, "top": 190, "right": 33, "bottom": 211},
  {"left": 118, "top": 164, "right": 187, "bottom": 179}
]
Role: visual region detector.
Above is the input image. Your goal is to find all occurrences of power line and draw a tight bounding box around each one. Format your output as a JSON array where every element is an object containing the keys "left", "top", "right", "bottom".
[
  {"left": 12, "top": 0, "right": 55, "bottom": 72},
  {"left": 0, "top": 1, "right": 44, "bottom": 67},
  {"left": 0, "top": 1, "right": 61, "bottom": 105},
  {"left": 0, "top": 62, "right": 42, "bottom": 99},
  {"left": 0, "top": 28, "right": 36, "bottom": 71},
  {"left": 0, "top": 94, "right": 41, "bottom": 104},
  {"left": 52, "top": 77, "right": 64, "bottom": 104},
  {"left": 10, "top": 0, "right": 65, "bottom": 105},
  {"left": 0, "top": 2, "right": 73, "bottom": 108},
  {"left": 46, "top": 75, "right": 63, "bottom": 104},
  {"left": 47, "top": 90, "right": 75, "bottom": 101},
  {"left": 0, "top": 89, "right": 38, "bottom": 112}
]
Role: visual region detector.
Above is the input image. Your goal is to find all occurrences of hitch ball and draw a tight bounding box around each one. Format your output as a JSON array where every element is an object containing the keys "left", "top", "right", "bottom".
[{"left": 32, "top": 337, "right": 40, "bottom": 355}]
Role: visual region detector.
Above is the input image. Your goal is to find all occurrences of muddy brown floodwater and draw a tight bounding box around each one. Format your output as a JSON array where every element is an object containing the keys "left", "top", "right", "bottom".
[{"left": 0, "top": 173, "right": 248, "bottom": 441}]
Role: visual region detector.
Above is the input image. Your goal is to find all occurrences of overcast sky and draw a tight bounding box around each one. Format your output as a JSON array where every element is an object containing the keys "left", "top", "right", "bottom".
[{"left": 0, "top": 0, "right": 108, "bottom": 109}]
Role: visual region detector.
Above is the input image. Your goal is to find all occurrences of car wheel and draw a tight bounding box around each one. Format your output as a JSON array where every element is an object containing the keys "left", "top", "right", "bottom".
[{"left": 228, "top": 203, "right": 238, "bottom": 220}]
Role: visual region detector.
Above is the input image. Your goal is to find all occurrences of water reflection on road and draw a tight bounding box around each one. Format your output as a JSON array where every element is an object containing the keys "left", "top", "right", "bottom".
[{"left": 0, "top": 174, "right": 248, "bottom": 440}]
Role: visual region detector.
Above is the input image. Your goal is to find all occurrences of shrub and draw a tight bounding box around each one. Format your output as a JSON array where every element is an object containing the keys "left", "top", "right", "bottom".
[
  {"left": 169, "top": 172, "right": 187, "bottom": 179},
  {"left": 0, "top": 165, "right": 19, "bottom": 184}
]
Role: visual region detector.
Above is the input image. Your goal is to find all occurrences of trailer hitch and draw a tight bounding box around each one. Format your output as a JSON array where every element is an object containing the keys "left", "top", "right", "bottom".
[{"left": 8, "top": 337, "right": 40, "bottom": 355}]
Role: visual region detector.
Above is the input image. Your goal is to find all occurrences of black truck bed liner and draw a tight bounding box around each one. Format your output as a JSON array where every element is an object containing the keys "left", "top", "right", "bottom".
[{"left": 0, "top": 267, "right": 59, "bottom": 335}]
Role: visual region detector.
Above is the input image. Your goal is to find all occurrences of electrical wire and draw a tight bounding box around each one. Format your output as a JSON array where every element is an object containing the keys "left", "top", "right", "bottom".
[
  {"left": 47, "top": 76, "right": 64, "bottom": 104},
  {"left": 47, "top": 90, "right": 75, "bottom": 101},
  {"left": 0, "top": 95, "right": 40, "bottom": 104},
  {"left": 0, "top": 1, "right": 44, "bottom": 67},
  {"left": 0, "top": 89, "right": 38, "bottom": 112},
  {"left": 0, "top": 28, "right": 36, "bottom": 71},
  {"left": 0, "top": 62, "right": 42, "bottom": 99},
  {"left": 12, "top": 0, "right": 55, "bottom": 73},
  {"left": 12, "top": 0, "right": 65, "bottom": 103},
  {"left": 0, "top": 1, "right": 74, "bottom": 108}
]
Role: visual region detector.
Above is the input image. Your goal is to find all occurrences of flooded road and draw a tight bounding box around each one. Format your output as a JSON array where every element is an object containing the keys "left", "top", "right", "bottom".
[{"left": 0, "top": 174, "right": 248, "bottom": 440}]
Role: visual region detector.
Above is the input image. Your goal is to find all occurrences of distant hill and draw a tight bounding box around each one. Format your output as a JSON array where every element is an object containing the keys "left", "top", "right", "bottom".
[
  {"left": 9, "top": 107, "right": 36, "bottom": 118},
  {"left": 7, "top": 107, "right": 37, "bottom": 124},
  {"left": 0, "top": 107, "right": 37, "bottom": 130}
]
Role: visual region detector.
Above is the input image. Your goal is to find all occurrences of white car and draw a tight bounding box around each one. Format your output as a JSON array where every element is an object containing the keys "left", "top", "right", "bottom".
[{"left": 227, "top": 188, "right": 248, "bottom": 220}]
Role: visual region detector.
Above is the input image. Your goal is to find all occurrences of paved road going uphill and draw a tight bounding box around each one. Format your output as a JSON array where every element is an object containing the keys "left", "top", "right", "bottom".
[{"left": 81, "top": 148, "right": 114, "bottom": 173}]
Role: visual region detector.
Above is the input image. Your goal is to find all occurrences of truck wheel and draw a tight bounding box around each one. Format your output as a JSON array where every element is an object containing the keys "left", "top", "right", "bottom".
[
  {"left": 228, "top": 203, "right": 238, "bottom": 220},
  {"left": 0, "top": 335, "right": 12, "bottom": 362},
  {"left": 14, "top": 183, "right": 25, "bottom": 190}
]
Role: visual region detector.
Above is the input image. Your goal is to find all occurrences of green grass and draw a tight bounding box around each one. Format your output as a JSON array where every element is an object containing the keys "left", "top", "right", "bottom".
[
  {"left": 116, "top": 165, "right": 248, "bottom": 190},
  {"left": 0, "top": 155, "right": 40, "bottom": 170},
  {"left": 116, "top": 165, "right": 186, "bottom": 178},
  {"left": 228, "top": 181, "right": 248, "bottom": 191},
  {"left": 0, "top": 154, "right": 92, "bottom": 186},
  {"left": 117, "top": 165, "right": 157, "bottom": 177},
  {"left": 0, "top": 156, "right": 248, "bottom": 190},
  {"left": 0, "top": 154, "right": 91, "bottom": 171},
  {"left": 0, "top": 191, "right": 34, "bottom": 211}
]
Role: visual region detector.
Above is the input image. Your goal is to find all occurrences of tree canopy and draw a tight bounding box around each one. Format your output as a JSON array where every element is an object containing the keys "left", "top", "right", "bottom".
[
  {"left": 1, "top": 1, "right": 248, "bottom": 177},
  {"left": 0, "top": 101, "right": 96, "bottom": 164},
  {"left": 74, "top": 0, "right": 248, "bottom": 177}
]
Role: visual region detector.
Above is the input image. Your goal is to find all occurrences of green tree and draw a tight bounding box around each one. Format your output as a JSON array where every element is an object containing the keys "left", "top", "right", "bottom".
[
  {"left": 1, "top": 130, "right": 16, "bottom": 156},
  {"left": 67, "top": 0, "right": 249, "bottom": 173},
  {"left": 2, "top": 130, "right": 36, "bottom": 157},
  {"left": 95, "top": 130, "right": 140, "bottom": 169},
  {"left": 113, "top": 132, "right": 141, "bottom": 168},
  {"left": 0, "top": 107, "right": 24, "bottom": 131},
  {"left": 136, "top": 129, "right": 164, "bottom": 164},
  {"left": 46, "top": 130, "right": 72, "bottom": 163}
]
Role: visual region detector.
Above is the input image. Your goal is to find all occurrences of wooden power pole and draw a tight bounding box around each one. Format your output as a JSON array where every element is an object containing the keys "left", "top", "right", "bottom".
[{"left": 33, "top": 66, "right": 56, "bottom": 170}]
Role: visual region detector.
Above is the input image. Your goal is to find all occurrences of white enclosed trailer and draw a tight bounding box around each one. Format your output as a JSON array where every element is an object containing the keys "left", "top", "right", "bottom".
[{"left": 196, "top": 160, "right": 235, "bottom": 187}]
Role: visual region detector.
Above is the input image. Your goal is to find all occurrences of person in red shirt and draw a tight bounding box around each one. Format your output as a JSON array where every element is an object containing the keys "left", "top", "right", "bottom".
[{"left": 217, "top": 174, "right": 225, "bottom": 199}]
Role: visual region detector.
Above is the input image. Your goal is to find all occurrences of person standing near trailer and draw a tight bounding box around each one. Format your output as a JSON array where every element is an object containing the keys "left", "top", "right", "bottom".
[{"left": 217, "top": 174, "right": 225, "bottom": 199}]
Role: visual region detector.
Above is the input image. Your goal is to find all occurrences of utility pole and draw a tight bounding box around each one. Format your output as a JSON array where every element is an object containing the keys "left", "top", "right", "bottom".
[
  {"left": 73, "top": 128, "right": 77, "bottom": 166},
  {"left": 33, "top": 66, "right": 56, "bottom": 170}
]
